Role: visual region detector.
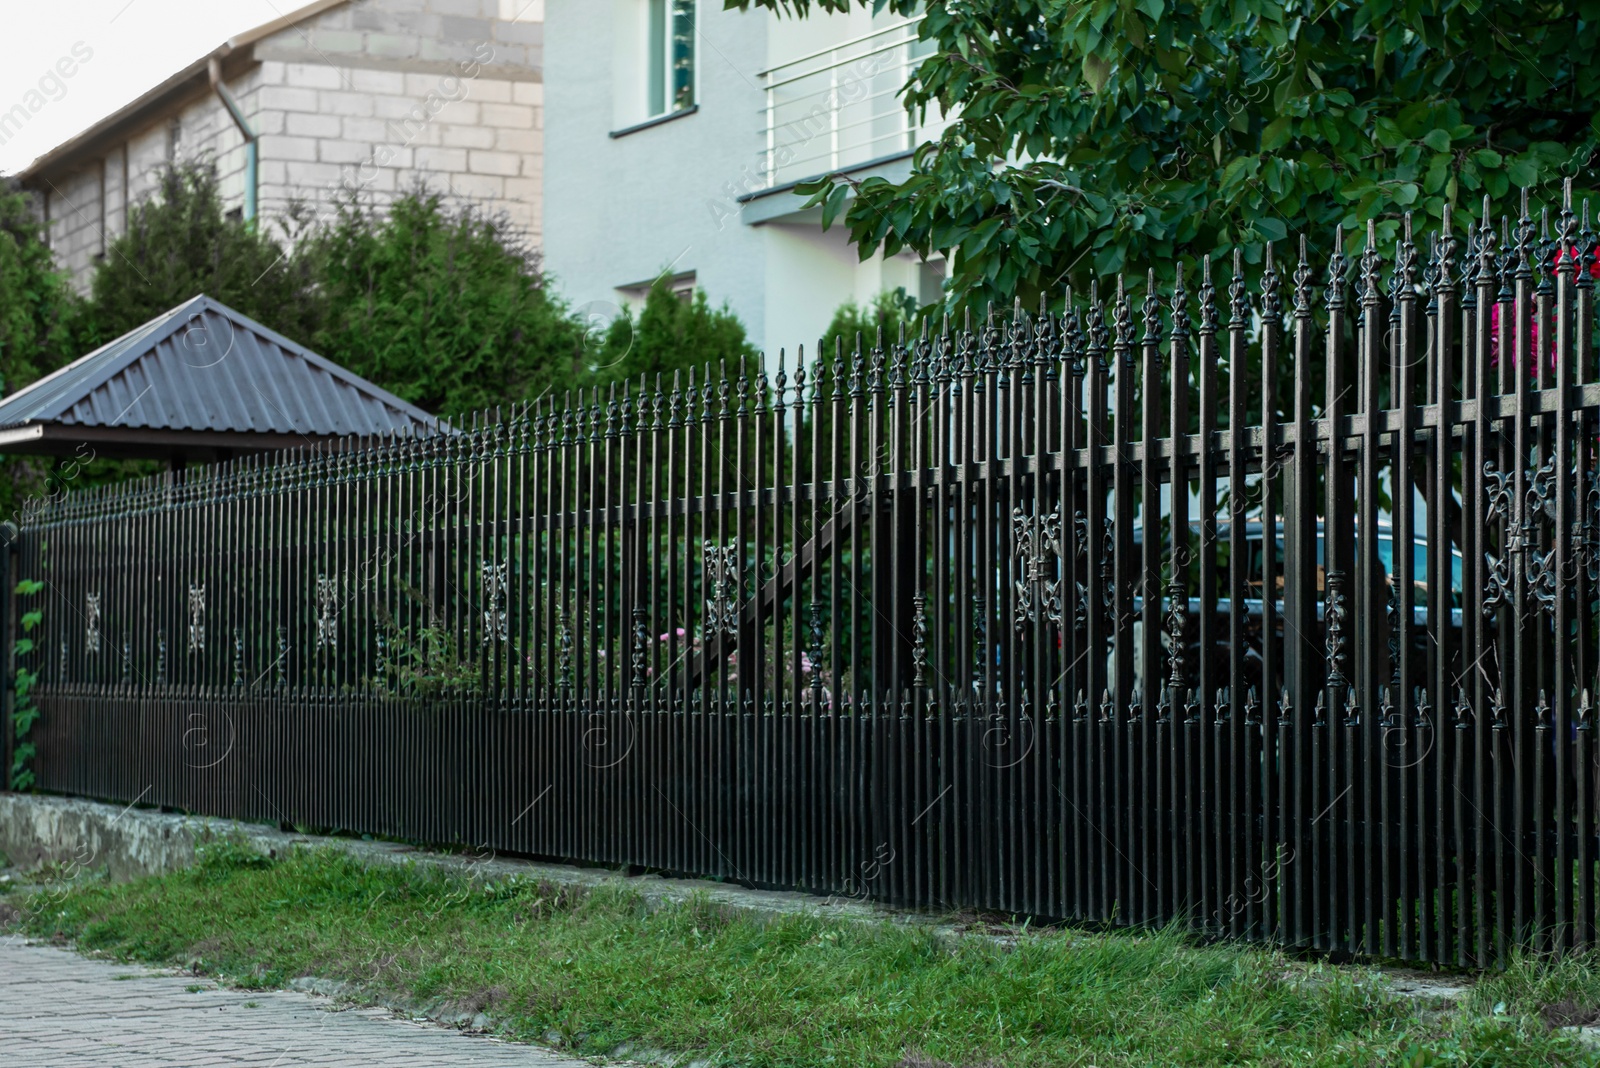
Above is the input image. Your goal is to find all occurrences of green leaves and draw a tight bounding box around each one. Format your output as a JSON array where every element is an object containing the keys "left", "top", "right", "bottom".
[
  {"left": 300, "top": 187, "right": 583, "bottom": 417},
  {"left": 9, "top": 743, "right": 35, "bottom": 791},
  {"left": 583, "top": 276, "right": 760, "bottom": 391},
  {"left": 1261, "top": 117, "right": 1293, "bottom": 152},
  {"left": 11, "top": 699, "right": 38, "bottom": 735},
  {"left": 731, "top": 0, "right": 1600, "bottom": 314},
  {"left": 75, "top": 161, "right": 599, "bottom": 422},
  {"left": 820, "top": 181, "right": 853, "bottom": 230},
  {"left": 86, "top": 163, "right": 318, "bottom": 355},
  {"left": 0, "top": 183, "right": 78, "bottom": 400},
  {"left": 1082, "top": 54, "right": 1112, "bottom": 93},
  {"left": 1507, "top": 158, "right": 1540, "bottom": 188},
  {"left": 1374, "top": 117, "right": 1408, "bottom": 149},
  {"left": 1252, "top": 216, "right": 1288, "bottom": 242},
  {"left": 10, "top": 574, "right": 42, "bottom": 790}
]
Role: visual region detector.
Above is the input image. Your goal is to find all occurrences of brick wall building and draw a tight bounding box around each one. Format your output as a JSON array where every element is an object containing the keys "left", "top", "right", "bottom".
[{"left": 20, "top": 0, "right": 545, "bottom": 291}]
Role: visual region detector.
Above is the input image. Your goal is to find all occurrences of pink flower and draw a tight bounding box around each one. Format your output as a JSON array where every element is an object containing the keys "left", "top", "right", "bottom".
[{"left": 1489, "top": 245, "right": 1600, "bottom": 375}]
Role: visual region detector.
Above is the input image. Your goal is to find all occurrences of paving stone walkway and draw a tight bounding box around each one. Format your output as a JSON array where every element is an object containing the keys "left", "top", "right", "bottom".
[{"left": 0, "top": 940, "right": 591, "bottom": 1067}]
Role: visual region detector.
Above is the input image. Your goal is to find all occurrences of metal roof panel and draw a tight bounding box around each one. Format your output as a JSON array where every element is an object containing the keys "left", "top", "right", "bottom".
[{"left": 0, "top": 296, "right": 440, "bottom": 443}]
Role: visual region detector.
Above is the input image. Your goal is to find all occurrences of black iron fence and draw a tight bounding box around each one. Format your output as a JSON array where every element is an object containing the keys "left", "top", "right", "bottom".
[{"left": 11, "top": 194, "right": 1600, "bottom": 966}]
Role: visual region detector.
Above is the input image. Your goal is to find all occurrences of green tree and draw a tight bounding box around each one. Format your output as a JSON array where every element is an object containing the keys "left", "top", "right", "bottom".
[
  {"left": 587, "top": 277, "right": 761, "bottom": 390},
  {"left": 577, "top": 280, "right": 767, "bottom": 541},
  {"left": 0, "top": 182, "right": 79, "bottom": 394},
  {"left": 64, "top": 163, "right": 315, "bottom": 498},
  {"left": 85, "top": 162, "right": 316, "bottom": 347},
  {"left": 0, "top": 182, "right": 85, "bottom": 523},
  {"left": 303, "top": 189, "right": 582, "bottom": 417},
  {"left": 817, "top": 287, "right": 918, "bottom": 363},
  {"left": 731, "top": 0, "right": 1600, "bottom": 310}
]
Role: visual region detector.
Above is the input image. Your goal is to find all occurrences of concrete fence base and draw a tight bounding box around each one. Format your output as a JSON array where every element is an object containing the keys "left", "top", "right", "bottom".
[{"left": 0, "top": 792, "right": 911, "bottom": 928}]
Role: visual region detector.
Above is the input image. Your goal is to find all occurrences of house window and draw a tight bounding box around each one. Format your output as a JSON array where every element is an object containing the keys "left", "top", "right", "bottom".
[
  {"left": 498, "top": 0, "right": 543, "bottom": 19},
  {"left": 646, "top": 0, "right": 695, "bottom": 117}
]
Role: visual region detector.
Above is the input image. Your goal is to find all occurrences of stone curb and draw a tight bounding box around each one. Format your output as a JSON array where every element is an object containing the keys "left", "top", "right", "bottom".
[
  {"left": 0, "top": 791, "right": 946, "bottom": 1065},
  {"left": 0, "top": 792, "right": 944, "bottom": 932}
]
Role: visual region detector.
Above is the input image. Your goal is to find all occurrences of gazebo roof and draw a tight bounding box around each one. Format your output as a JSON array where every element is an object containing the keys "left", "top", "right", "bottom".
[{"left": 0, "top": 295, "right": 442, "bottom": 462}]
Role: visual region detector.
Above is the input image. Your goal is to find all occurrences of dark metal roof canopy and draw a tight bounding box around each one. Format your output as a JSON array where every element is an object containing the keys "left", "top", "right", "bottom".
[{"left": 0, "top": 295, "right": 443, "bottom": 463}]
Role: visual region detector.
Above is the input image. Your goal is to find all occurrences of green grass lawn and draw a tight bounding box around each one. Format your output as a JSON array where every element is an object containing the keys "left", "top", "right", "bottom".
[{"left": 5, "top": 837, "right": 1598, "bottom": 1068}]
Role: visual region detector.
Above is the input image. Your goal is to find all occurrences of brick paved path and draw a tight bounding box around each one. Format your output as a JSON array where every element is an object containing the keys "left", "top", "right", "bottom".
[{"left": 0, "top": 940, "right": 591, "bottom": 1067}]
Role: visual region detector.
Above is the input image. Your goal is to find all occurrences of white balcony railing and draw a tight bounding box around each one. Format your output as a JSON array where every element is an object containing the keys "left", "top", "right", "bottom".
[{"left": 758, "top": 16, "right": 952, "bottom": 190}]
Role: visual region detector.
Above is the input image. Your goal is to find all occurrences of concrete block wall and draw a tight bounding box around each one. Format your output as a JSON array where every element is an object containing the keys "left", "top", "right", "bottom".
[
  {"left": 39, "top": 126, "right": 159, "bottom": 288},
  {"left": 251, "top": 59, "right": 541, "bottom": 239},
  {"left": 41, "top": 165, "right": 105, "bottom": 286},
  {"left": 37, "top": 122, "right": 178, "bottom": 288},
  {"left": 250, "top": 0, "right": 542, "bottom": 241},
  {"left": 35, "top": 0, "right": 542, "bottom": 292},
  {"left": 123, "top": 123, "right": 173, "bottom": 210},
  {"left": 266, "top": 0, "right": 543, "bottom": 75},
  {"left": 41, "top": 70, "right": 265, "bottom": 291}
]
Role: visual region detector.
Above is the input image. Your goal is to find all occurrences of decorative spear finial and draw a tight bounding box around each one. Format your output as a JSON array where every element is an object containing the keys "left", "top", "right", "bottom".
[
  {"left": 1293, "top": 234, "right": 1313, "bottom": 317},
  {"left": 1326, "top": 224, "right": 1349, "bottom": 310},
  {"left": 1198, "top": 256, "right": 1218, "bottom": 334},
  {"left": 1360, "top": 218, "right": 1382, "bottom": 305},
  {"left": 1228, "top": 248, "right": 1248, "bottom": 326}
]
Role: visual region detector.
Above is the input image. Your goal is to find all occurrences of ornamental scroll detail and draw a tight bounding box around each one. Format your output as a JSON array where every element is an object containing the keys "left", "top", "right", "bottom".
[
  {"left": 481, "top": 561, "right": 508, "bottom": 642},
  {"left": 703, "top": 542, "right": 741, "bottom": 641},
  {"left": 1484, "top": 455, "right": 1557, "bottom": 618},
  {"left": 556, "top": 618, "right": 574, "bottom": 691},
  {"left": 1576, "top": 468, "right": 1600, "bottom": 583},
  {"left": 1324, "top": 570, "right": 1349, "bottom": 690},
  {"left": 315, "top": 574, "right": 339, "bottom": 650},
  {"left": 187, "top": 583, "right": 205, "bottom": 652},
  {"left": 275, "top": 625, "right": 288, "bottom": 688},
  {"left": 1070, "top": 510, "right": 1115, "bottom": 632},
  {"left": 1164, "top": 580, "right": 1185, "bottom": 689},
  {"left": 631, "top": 608, "right": 649, "bottom": 687},
  {"left": 911, "top": 594, "right": 929, "bottom": 687},
  {"left": 85, "top": 592, "right": 101, "bottom": 655},
  {"left": 1012, "top": 506, "right": 1062, "bottom": 629},
  {"left": 806, "top": 601, "right": 827, "bottom": 704}
]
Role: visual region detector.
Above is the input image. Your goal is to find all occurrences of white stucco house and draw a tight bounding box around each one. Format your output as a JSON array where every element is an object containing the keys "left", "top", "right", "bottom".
[
  {"left": 541, "top": 0, "right": 950, "bottom": 367},
  {"left": 17, "top": 0, "right": 547, "bottom": 291}
]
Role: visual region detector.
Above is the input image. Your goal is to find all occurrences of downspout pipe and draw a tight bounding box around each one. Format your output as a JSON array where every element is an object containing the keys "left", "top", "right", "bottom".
[{"left": 208, "top": 56, "right": 258, "bottom": 225}]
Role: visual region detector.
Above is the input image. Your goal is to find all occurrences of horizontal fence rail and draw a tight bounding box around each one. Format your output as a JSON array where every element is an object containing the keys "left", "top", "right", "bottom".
[{"left": 15, "top": 194, "right": 1600, "bottom": 966}]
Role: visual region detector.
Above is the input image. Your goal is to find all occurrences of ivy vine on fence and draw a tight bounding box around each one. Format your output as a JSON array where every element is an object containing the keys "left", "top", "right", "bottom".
[{"left": 9, "top": 578, "right": 43, "bottom": 790}]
